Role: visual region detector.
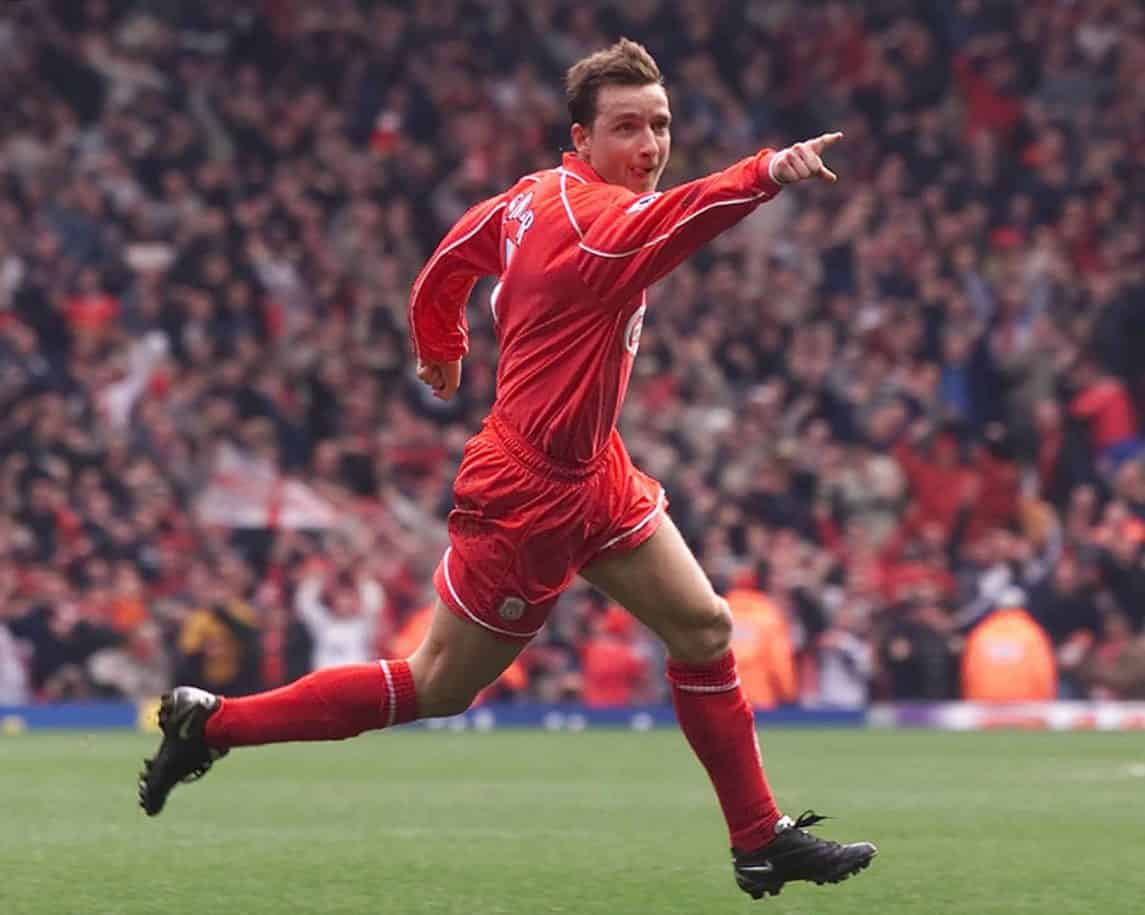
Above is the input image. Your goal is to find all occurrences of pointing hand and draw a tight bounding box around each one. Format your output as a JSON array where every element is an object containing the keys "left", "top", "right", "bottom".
[{"left": 769, "top": 132, "right": 844, "bottom": 185}]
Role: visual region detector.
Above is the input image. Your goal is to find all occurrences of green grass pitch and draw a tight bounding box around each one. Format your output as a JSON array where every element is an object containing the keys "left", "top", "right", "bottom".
[{"left": 3, "top": 728, "right": 1143, "bottom": 914}]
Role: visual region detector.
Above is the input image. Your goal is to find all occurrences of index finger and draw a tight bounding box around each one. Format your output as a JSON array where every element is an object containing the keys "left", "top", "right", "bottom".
[{"left": 807, "top": 131, "right": 844, "bottom": 153}]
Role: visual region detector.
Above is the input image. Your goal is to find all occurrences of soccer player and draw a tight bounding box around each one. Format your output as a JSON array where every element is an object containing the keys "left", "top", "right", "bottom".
[{"left": 139, "top": 39, "right": 877, "bottom": 899}]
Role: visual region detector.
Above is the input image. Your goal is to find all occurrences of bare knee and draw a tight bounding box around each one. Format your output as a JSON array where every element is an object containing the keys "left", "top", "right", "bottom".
[
  {"left": 404, "top": 601, "right": 528, "bottom": 718},
  {"left": 420, "top": 684, "right": 477, "bottom": 718},
  {"left": 407, "top": 640, "right": 481, "bottom": 718},
  {"left": 665, "top": 596, "right": 733, "bottom": 664}
]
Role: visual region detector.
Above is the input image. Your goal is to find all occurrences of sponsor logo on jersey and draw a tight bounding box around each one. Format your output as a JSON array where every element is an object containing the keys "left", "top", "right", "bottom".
[
  {"left": 491, "top": 191, "right": 537, "bottom": 323},
  {"left": 506, "top": 190, "right": 535, "bottom": 222}
]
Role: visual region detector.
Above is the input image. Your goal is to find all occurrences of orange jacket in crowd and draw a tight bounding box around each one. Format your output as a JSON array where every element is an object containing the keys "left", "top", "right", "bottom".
[
  {"left": 961, "top": 607, "right": 1057, "bottom": 702},
  {"left": 725, "top": 588, "right": 797, "bottom": 710}
]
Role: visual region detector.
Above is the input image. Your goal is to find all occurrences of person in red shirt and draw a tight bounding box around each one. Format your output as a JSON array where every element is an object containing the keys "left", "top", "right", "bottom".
[
  {"left": 893, "top": 419, "right": 977, "bottom": 542},
  {"left": 577, "top": 604, "right": 652, "bottom": 707},
  {"left": 1068, "top": 356, "right": 1144, "bottom": 471},
  {"left": 140, "top": 39, "right": 875, "bottom": 897}
]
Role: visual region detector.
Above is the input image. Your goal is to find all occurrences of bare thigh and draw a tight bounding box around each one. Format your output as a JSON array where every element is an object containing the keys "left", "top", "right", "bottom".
[
  {"left": 579, "top": 513, "right": 730, "bottom": 663},
  {"left": 406, "top": 598, "right": 528, "bottom": 718}
]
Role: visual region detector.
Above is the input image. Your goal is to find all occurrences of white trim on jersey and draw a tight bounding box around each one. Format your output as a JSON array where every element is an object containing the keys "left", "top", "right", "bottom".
[
  {"left": 557, "top": 167, "right": 587, "bottom": 185},
  {"left": 441, "top": 547, "right": 544, "bottom": 639},
  {"left": 597, "top": 486, "right": 666, "bottom": 553},
  {"left": 409, "top": 200, "right": 508, "bottom": 360},
  {"left": 378, "top": 659, "right": 397, "bottom": 727},
  {"left": 559, "top": 170, "right": 584, "bottom": 239},
  {"left": 577, "top": 191, "right": 770, "bottom": 259}
]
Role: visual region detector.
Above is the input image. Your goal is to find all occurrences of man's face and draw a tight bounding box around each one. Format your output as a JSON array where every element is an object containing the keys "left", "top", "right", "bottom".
[{"left": 572, "top": 83, "right": 671, "bottom": 194}]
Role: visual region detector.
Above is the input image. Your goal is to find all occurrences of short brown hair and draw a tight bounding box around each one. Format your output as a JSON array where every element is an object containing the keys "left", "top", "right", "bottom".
[{"left": 565, "top": 38, "right": 663, "bottom": 127}]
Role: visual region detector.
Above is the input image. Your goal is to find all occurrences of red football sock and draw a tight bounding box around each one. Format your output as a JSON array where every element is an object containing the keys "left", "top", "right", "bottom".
[
  {"left": 667, "top": 649, "right": 782, "bottom": 852},
  {"left": 204, "top": 660, "right": 418, "bottom": 749}
]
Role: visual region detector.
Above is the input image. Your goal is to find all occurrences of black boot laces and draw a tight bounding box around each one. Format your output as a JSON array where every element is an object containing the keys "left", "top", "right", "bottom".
[
  {"left": 786, "top": 810, "right": 844, "bottom": 851},
  {"left": 792, "top": 810, "right": 831, "bottom": 830}
]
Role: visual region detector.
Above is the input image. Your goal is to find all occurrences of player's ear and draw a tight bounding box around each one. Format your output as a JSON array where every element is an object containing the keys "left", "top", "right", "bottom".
[{"left": 571, "top": 122, "right": 590, "bottom": 157}]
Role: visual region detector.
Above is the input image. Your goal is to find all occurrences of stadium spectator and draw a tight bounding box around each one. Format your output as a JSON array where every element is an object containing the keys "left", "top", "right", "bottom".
[
  {"left": 577, "top": 604, "right": 655, "bottom": 708},
  {"left": 1028, "top": 552, "right": 1101, "bottom": 697},
  {"left": 173, "top": 560, "right": 261, "bottom": 697},
  {"left": 0, "top": 561, "right": 31, "bottom": 704},
  {"left": 813, "top": 601, "right": 874, "bottom": 709},
  {"left": 724, "top": 570, "right": 798, "bottom": 710},
  {"left": 88, "top": 619, "right": 171, "bottom": 700},
  {"left": 1079, "top": 612, "right": 1145, "bottom": 700},
  {"left": 875, "top": 598, "right": 958, "bottom": 701},
  {"left": 961, "top": 589, "right": 1057, "bottom": 703},
  {"left": 293, "top": 560, "right": 385, "bottom": 671},
  {"left": 1068, "top": 355, "right": 1144, "bottom": 473},
  {"left": 5, "top": 584, "right": 122, "bottom": 700}
]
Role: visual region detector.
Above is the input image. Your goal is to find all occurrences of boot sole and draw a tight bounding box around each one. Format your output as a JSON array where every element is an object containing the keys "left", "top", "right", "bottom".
[
  {"left": 138, "top": 693, "right": 182, "bottom": 817},
  {"left": 745, "top": 846, "right": 878, "bottom": 899}
]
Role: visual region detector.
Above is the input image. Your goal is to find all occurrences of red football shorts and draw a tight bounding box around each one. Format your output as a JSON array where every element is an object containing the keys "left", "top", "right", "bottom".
[{"left": 433, "top": 412, "right": 667, "bottom": 641}]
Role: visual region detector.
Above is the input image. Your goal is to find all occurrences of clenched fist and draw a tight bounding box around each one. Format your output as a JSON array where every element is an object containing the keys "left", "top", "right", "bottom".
[
  {"left": 417, "top": 358, "right": 461, "bottom": 400},
  {"left": 768, "top": 132, "right": 844, "bottom": 185}
]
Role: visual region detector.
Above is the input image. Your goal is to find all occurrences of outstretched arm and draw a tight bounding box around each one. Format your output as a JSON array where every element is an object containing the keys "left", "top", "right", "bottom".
[{"left": 575, "top": 133, "right": 843, "bottom": 305}]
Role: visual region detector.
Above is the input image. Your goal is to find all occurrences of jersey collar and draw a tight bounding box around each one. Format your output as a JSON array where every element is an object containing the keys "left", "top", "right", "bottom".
[{"left": 561, "top": 152, "right": 605, "bottom": 185}]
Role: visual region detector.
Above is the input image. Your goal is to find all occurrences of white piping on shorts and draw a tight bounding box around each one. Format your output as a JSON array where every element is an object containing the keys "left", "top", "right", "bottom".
[
  {"left": 441, "top": 547, "right": 544, "bottom": 639},
  {"left": 378, "top": 659, "right": 397, "bottom": 727},
  {"left": 597, "top": 486, "right": 666, "bottom": 553}
]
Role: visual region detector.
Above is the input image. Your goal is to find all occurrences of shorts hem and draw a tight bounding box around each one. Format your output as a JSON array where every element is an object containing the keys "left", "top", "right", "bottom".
[
  {"left": 587, "top": 490, "right": 666, "bottom": 563},
  {"left": 434, "top": 548, "right": 542, "bottom": 643}
]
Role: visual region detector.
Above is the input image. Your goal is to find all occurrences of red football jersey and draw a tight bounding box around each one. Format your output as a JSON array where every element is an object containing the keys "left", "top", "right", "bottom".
[{"left": 409, "top": 151, "right": 783, "bottom": 464}]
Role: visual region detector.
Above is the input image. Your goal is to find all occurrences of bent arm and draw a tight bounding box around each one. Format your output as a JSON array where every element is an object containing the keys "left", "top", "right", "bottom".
[{"left": 407, "top": 193, "right": 508, "bottom": 362}]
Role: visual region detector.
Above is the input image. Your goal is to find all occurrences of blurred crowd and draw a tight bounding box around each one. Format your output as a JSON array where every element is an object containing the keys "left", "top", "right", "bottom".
[{"left": 2, "top": 0, "right": 1144, "bottom": 709}]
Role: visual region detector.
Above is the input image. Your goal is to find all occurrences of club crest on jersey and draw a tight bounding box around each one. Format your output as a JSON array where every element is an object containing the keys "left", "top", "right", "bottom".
[
  {"left": 624, "top": 304, "right": 646, "bottom": 355},
  {"left": 626, "top": 192, "right": 662, "bottom": 214},
  {"left": 498, "top": 596, "right": 526, "bottom": 621}
]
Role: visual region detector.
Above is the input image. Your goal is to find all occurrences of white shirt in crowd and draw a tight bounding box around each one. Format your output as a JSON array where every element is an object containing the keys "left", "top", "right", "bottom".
[
  {"left": 0, "top": 625, "right": 29, "bottom": 705},
  {"left": 294, "top": 574, "right": 384, "bottom": 671},
  {"left": 814, "top": 631, "right": 872, "bottom": 709}
]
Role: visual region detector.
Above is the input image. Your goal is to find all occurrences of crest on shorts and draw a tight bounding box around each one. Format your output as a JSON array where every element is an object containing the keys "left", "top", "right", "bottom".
[{"left": 498, "top": 596, "right": 526, "bottom": 621}]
